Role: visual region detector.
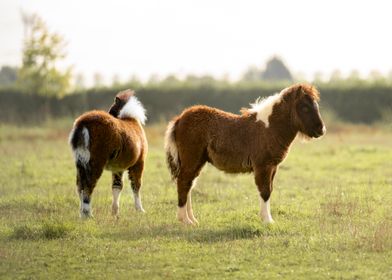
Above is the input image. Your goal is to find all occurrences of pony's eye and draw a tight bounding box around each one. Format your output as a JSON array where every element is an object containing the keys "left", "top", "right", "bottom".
[{"left": 302, "top": 106, "right": 310, "bottom": 113}]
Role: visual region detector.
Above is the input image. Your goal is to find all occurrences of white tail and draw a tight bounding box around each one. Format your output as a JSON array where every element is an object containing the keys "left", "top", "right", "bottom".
[
  {"left": 69, "top": 126, "right": 90, "bottom": 166},
  {"left": 164, "top": 120, "right": 180, "bottom": 180}
]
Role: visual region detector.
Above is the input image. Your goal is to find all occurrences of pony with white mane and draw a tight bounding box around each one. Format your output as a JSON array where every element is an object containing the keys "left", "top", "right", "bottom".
[
  {"left": 69, "top": 89, "right": 148, "bottom": 218},
  {"left": 165, "top": 83, "right": 326, "bottom": 225}
]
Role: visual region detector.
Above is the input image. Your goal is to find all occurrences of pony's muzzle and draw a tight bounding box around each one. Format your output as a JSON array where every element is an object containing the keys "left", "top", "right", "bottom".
[{"left": 313, "top": 124, "right": 326, "bottom": 138}]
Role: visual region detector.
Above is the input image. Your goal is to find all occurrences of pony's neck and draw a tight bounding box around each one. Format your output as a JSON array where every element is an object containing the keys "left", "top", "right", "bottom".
[{"left": 268, "top": 103, "right": 298, "bottom": 149}]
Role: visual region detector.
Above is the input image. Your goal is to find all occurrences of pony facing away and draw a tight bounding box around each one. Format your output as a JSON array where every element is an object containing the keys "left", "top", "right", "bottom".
[
  {"left": 69, "top": 89, "right": 148, "bottom": 218},
  {"left": 165, "top": 83, "right": 326, "bottom": 225}
]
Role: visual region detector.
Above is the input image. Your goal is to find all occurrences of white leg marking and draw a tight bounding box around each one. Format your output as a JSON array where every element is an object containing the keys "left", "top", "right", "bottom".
[
  {"left": 133, "top": 191, "right": 145, "bottom": 213},
  {"left": 79, "top": 191, "right": 92, "bottom": 218},
  {"left": 186, "top": 191, "right": 199, "bottom": 225},
  {"left": 112, "top": 188, "right": 121, "bottom": 216},
  {"left": 260, "top": 198, "right": 274, "bottom": 224},
  {"left": 177, "top": 206, "right": 193, "bottom": 225},
  {"left": 80, "top": 202, "right": 92, "bottom": 218}
]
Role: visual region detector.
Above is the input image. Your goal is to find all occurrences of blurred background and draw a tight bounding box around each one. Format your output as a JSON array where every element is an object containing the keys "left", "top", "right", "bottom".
[{"left": 1, "top": 0, "right": 392, "bottom": 125}]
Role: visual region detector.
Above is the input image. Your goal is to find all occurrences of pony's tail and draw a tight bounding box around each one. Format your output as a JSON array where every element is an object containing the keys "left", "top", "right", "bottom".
[
  {"left": 69, "top": 125, "right": 91, "bottom": 189},
  {"left": 164, "top": 119, "right": 180, "bottom": 181}
]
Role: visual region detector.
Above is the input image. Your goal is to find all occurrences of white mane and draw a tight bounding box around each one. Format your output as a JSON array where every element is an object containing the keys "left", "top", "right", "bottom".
[
  {"left": 118, "top": 96, "right": 147, "bottom": 125},
  {"left": 248, "top": 89, "right": 286, "bottom": 127}
]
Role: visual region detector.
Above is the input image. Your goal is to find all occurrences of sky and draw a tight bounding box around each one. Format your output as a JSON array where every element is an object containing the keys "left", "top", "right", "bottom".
[{"left": 1, "top": 0, "right": 392, "bottom": 84}]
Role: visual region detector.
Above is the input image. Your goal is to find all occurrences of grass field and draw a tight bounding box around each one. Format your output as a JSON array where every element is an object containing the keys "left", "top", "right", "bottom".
[{"left": 0, "top": 120, "right": 391, "bottom": 279}]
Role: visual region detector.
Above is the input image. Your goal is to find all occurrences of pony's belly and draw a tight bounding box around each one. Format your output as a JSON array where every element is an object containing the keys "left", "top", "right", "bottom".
[
  {"left": 214, "top": 164, "right": 252, "bottom": 174},
  {"left": 104, "top": 163, "right": 127, "bottom": 172},
  {"left": 207, "top": 145, "right": 252, "bottom": 173},
  {"left": 104, "top": 160, "right": 133, "bottom": 172},
  {"left": 208, "top": 156, "right": 252, "bottom": 173}
]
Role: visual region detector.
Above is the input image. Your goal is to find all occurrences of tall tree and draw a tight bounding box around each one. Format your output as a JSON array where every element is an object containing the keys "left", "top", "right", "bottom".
[{"left": 17, "top": 13, "right": 71, "bottom": 96}]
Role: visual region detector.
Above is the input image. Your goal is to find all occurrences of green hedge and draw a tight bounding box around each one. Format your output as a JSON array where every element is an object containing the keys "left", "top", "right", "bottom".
[{"left": 1, "top": 85, "right": 392, "bottom": 124}]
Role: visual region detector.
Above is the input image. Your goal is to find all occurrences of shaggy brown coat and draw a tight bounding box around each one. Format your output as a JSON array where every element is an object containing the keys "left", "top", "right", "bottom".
[
  {"left": 165, "top": 83, "right": 325, "bottom": 224},
  {"left": 69, "top": 90, "right": 147, "bottom": 218}
]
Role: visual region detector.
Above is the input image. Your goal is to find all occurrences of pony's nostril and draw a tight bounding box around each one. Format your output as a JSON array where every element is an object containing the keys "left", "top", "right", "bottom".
[{"left": 316, "top": 123, "right": 324, "bottom": 131}]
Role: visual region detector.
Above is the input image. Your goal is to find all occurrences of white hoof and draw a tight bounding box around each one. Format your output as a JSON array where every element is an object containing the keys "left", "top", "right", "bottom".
[
  {"left": 190, "top": 218, "right": 199, "bottom": 225},
  {"left": 262, "top": 218, "right": 275, "bottom": 224},
  {"left": 134, "top": 193, "right": 145, "bottom": 213},
  {"left": 177, "top": 206, "right": 194, "bottom": 225},
  {"left": 178, "top": 216, "right": 194, "bottom": 225},
  {"left": 80, "top": 203, "right": 93, "bottom": 219},
  {"left": 136, "top": 206, "right": 146, "bottom": 213},
  {"left": 260, "top": 198, "right": 274, "bottom": 224},
  {"left": 80, "top": 210, "right": 93, "bottom": 219},
  {"left": 188, "top": 214, "right": 199, "bottom": 225}
]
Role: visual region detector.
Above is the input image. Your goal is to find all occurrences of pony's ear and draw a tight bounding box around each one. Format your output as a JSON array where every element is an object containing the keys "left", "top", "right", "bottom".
[
  {"left": 122, "top": 89, "right": 135, "bottom": 96},
  {"left": 114, "top": 89, "right": 134, "bottom": 103}
]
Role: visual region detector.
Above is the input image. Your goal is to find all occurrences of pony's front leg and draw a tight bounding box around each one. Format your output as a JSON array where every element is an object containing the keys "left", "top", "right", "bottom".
[
  {"left": 111, "top": 172, "right": 123, "bottom": 216},
  {"left": 254, "top": 165, "right": 277, "bottom": 224},
  {"left": 129, "top": 162, "right": 145, "bottom": 213}
]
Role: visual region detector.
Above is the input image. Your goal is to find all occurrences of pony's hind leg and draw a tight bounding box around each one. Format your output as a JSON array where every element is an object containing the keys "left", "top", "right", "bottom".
[
  {"left": 76, "top": 163, "right": 94, "bottom": 219},
  {"left": 76, "top": 159, "right": 104, "bottom": 219},
  {"left": 111, "top": 171, "right": 123, "bottom": 216},
  {"left": 177, "top": 175, "right": 199, "bottom": 225},
  {"left": 186, "top": 182, "right": 199, "bottom": 225},
  {"left": 128, "top": 161, "right": 145, "bottom": 212},
  {"left": 177, "top": 163, "right": 204, "bottom": 225}
]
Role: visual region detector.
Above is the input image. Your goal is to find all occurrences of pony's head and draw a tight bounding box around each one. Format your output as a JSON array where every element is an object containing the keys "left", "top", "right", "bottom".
[
  {"left": 108, "top": 89, "right": 135, "bottom": 117},
  {"left": 108, "top": 89, "right": 147, "bottom": 124},
  {"left": 290, "top": 84, "right": 326, "bottom": 139}
]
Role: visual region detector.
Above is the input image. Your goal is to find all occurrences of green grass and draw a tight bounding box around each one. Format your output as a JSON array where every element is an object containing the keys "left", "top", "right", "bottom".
[{"left": 0, "top": 121, "right": 391, "bottom": 279}]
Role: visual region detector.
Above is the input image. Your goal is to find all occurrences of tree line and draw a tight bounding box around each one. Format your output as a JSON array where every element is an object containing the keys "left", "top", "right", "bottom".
[{"left": 1, "top": 83, "right": 392, "bottom": 124}]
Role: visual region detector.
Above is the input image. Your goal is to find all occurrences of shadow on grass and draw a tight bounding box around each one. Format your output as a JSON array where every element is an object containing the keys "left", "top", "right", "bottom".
[
  {"left": 100, "top": 223, "right": 287, "bottom": 243},
  {"left": 10, "top": 222, "right": 75, "bottom": 240}
]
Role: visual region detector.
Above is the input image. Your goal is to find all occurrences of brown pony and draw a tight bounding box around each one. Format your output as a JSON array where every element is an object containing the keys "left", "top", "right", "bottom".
[
  {"left": 69, "top": 89, "right": 148, "bottom": 218},
  {"left": 164, "top": 83, "right": 325, "bottom": 225}
]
